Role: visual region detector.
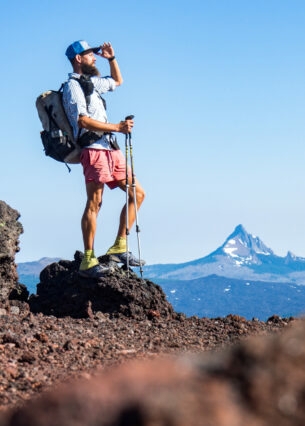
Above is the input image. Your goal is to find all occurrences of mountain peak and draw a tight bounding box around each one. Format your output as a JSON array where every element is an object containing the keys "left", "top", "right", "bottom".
[
  {"left": 232, "top": 224, "right": 247, "bottom": 235},
  {"left": 220, "top": 224, "right": 274, "bottom": 264}
]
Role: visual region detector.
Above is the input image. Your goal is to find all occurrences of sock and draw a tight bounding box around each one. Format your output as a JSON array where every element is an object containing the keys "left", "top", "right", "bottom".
[
  {"left": 106, "top": 237, "right": 127, "bottom": 255},
  {"left": 79, "top": 249, "right": 99, "bottom": 271}
]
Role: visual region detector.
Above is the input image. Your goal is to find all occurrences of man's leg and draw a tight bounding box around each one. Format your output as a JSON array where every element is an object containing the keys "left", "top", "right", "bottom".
[
  {"left": 106, "top": 177, "right": 145, "bottom": 264},
  {"left": 80, "top": 181, "right": 104, "bottom": 271},
  {"left": 116, "top": 177, "right": 145, "bottom": 238}
]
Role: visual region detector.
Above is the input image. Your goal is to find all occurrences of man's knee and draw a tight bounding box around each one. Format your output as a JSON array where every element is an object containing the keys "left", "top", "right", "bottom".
[
  {"left": 139, "top": 188, "right": 145, "bottom": 202},
  {"left": 86, "top": 182, "right": 104, "bottom": 212},
  {"left": 87, "top": 197, "right": 102, "bottom": 214},
  {"left": 135, "top": 187, "right": 145, "bottom": 205}
]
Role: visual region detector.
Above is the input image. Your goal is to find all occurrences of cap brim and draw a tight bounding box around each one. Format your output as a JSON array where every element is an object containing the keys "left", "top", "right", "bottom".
[{"left": 81, "top": 47, "right": 100, "bottom": 56}]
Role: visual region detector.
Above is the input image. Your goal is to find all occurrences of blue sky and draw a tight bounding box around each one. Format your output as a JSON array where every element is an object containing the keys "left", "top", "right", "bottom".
[{"left": 1, "top": 0, "right": 305, "bottom": 265}]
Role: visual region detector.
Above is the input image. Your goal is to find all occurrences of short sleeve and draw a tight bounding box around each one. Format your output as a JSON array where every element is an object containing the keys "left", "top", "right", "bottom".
[{"left": 91, "top": 76, "right": 117, "bottom": 94}]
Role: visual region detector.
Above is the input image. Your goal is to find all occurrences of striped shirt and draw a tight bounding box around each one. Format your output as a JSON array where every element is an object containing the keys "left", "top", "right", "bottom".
[{"left": 62, "top": 73, "right": 117, "bottom": 150}]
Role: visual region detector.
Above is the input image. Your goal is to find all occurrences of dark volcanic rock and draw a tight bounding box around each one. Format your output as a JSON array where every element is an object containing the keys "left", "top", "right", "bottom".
[
  {"left": 29, "top": 251, "right": 174, "bottom": 320},
  {"left": 0, "top": 201, "right": 28, "bottom": 304}
]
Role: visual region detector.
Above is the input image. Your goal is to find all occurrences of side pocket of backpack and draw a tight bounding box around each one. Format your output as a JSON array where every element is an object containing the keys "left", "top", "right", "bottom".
[{"left": 41, "top": 130, "right": 75, "bottom": 163}]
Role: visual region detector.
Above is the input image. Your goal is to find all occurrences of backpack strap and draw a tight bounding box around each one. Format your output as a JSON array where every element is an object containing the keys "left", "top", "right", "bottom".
[
  {"left": 68, "top": 76, "right": 108, "bottom": 146},
  {"left": 69, "top": 75, "right": 107, "bottom": 110}
]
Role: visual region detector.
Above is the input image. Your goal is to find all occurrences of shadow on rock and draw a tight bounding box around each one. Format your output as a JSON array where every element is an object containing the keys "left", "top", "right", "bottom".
[{"left": 29, "top": 251, "right": 174, "bottom": 320}]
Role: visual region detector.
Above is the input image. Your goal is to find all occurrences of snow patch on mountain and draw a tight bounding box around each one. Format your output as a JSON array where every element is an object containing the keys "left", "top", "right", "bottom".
[
  {"left": 143, "top": 224, "right": 305, "bottom": 284},
  {"left": 219, "top": 224, "right": 273, "bottom": 266}
]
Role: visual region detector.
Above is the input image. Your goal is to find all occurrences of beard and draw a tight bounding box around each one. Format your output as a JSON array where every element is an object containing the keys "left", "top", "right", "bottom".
[{"left": 80, "top": 62, "right": 100, "bottom": 77}]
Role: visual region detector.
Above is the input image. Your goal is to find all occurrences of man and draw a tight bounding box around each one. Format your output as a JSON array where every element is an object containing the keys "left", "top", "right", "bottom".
[{"left": 63, "top": 40, "right": 145, "bottom": 279}]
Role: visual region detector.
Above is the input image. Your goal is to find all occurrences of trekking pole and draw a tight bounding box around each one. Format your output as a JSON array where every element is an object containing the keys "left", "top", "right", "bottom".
[
  {"left": 124, "top": 131, "right": 130, "bottom": 276},
  {"left": 125, "top": 115, "right": 144, "bottom": 278}
]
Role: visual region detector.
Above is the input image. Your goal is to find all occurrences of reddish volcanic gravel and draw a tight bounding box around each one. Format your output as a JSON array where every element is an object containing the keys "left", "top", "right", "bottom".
[{"left": 0, "top": 308, "right": 294, "bottom": 411}]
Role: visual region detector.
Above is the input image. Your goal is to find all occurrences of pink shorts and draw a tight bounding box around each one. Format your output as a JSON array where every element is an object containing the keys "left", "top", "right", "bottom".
[{"left": 80, "top": 149, "right": 130, "bottom": 189}]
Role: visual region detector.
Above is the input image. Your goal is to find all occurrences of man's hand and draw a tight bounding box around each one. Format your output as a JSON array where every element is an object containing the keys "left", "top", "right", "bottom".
[
  {"left": 97, "top": 41, "right": 123, "bottom": 85},
  {"left": 117, "top": 118, "right": 134, "bottom": 134},
  {"left": 98, "top": 42, "right": 115, "bottom": 59}
]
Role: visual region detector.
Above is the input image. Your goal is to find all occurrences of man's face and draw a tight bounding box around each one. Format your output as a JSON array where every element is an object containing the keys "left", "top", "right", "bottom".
[{"left": 80, "top": 51, "right": 100, "bottom": 76}]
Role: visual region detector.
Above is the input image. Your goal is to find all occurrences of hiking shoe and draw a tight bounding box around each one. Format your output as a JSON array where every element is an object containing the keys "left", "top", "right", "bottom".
[
  {"left": 78, "top": 263, "right": 112, "bottom": 279},
  {"left": 109, "top": 252, "right": 145, "bottom": 267}
]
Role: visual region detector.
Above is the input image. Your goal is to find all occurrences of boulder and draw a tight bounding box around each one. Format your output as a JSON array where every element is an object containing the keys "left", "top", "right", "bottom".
[
  {"left": 0, "top": 201, "right": 28, "bottom": 304},
  {"left": 29, "top": 251, "right": 174, "bottom": 320}
]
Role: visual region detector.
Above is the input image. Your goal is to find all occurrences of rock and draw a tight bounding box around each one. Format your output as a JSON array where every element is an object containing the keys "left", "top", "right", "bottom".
[
  {"left": 29, "top": 251, "right": 174, "bottom": 320},
  {"left": 0, "top": 201, "right": 23, "bottom": 258},
  {"left": 2, "top": 319, "right": 305, "bottom": 426},
  {"left": 0, "top": 201, "right": 28, "bottom": 303}
]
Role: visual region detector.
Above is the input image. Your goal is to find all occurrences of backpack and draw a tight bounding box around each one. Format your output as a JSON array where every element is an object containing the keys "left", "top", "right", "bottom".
[
  {"left": 36, "top": 84, "right": 80, "bottom": 170},
  {"left": 36, "top": 76, "right": 101, "bottom": 171}
]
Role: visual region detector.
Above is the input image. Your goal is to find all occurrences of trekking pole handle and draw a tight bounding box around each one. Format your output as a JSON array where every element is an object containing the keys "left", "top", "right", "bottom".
[{"left": 125, "top": 115, "right": 134, "bottom": 136}]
